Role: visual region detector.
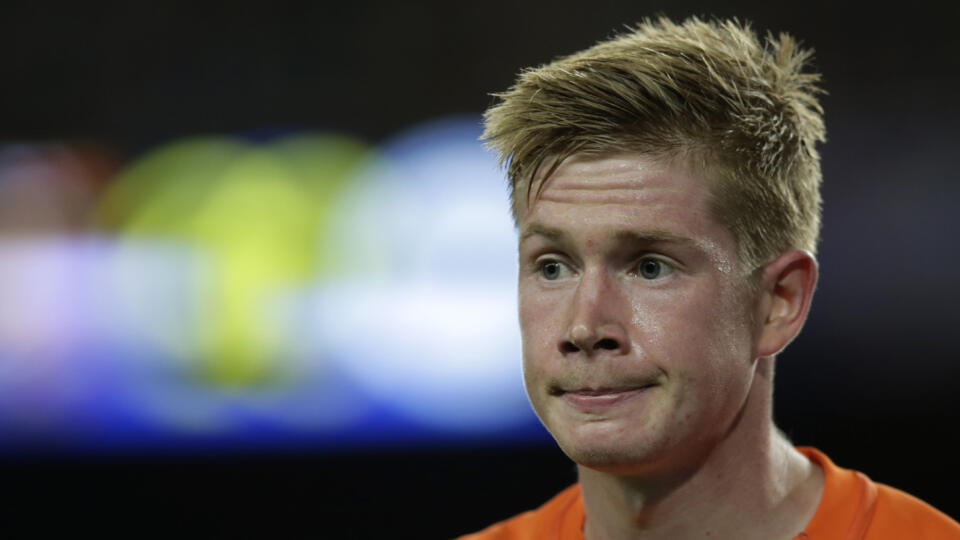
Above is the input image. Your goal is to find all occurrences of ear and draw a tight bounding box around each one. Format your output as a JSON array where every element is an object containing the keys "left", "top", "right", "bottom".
[{"left": 754, "top": 250, "right": 819, "bottom": 358}]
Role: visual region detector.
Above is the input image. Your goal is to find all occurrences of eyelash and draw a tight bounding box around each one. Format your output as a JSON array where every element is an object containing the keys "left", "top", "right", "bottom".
[
  {"left": 534, "top": 256, "right": 675, "bottom": 281},
  {"left": 632, "top": 257, "right": 674, "bottom": 280},
  {"left": 536, "top": 259, "right": 572, "bottom": 281}
]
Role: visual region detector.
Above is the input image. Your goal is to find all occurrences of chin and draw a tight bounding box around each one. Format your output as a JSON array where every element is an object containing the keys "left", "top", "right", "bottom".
[
  {"left": 550, "top": 415, "right": 697, "bottom": 476},
  {"left": 564, "top": 445, "right": 634, "bottom": 469},
  {"left": 561, "top": 444, "right": 664, "bottom": 475},
  {"left": 553, "top": 427, "right": 662, "bottom": 474}
]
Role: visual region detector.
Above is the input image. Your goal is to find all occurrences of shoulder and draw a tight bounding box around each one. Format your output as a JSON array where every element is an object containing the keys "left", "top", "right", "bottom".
[
  {"left": 796, "top": 447, "right": 960, "bottom": 539},
  {"left": 456, "top": 484, "right": 584, "bottom": 540},
  {"left": 864, "top": 483, "right": 960, "bottom": 539}
]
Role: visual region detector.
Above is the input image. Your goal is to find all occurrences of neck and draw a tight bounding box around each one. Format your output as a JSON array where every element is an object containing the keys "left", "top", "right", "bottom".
[{"left": 578, "top": 357, "right": 823, "bottom": 540}]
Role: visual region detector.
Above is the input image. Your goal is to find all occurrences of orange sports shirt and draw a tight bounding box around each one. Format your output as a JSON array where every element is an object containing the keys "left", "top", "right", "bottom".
[{"left": 458, "top": 447, "right": 960, "bottom": 539}]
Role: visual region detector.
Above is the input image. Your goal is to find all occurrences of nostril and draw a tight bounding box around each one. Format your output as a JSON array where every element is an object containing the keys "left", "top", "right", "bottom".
[
  {"left": 560, "top": 341, "right": 580, "bottom": 354},
  {"left": 594, "top": 338, "right": 619, "bottom": 351}
]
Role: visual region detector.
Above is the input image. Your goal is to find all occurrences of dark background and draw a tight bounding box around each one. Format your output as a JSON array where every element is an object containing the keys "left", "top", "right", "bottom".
[{"left": 3, "top": 1, "right": 958, "bottom": 537}]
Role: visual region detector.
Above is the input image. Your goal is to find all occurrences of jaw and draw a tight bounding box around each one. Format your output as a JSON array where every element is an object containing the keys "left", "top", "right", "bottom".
[{"left": 538, "top": 387, "right": 681, "bottom": 472}]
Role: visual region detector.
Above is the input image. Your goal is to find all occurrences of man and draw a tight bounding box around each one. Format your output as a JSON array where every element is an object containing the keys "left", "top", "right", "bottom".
[{"left": 459, "top": 16, "right": 960, "bottom": 540}]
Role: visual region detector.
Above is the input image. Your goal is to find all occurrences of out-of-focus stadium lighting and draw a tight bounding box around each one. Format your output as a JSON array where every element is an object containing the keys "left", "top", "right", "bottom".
[
  {"left": 296, "top": 116, "right": 528, "bottom": 431},
  {"left": 0, "top": 118, "right": 544, "bottom": 453},
  {"left": 0, "top": 143, "right": 114, "bottom": 234},
  {"left": 97, "top": 135, "right": 373, "bottom": 386}
]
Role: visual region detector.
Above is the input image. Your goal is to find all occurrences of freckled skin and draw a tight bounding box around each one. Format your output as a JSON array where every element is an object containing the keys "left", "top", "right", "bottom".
[{"left": 518, "top": 152, "right": 758, "bottom": 476}]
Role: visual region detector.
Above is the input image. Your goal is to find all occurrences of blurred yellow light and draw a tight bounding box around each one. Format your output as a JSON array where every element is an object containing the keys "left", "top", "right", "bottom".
[{"left": 96, "top": 134, "right": 373, "bottom": 386}]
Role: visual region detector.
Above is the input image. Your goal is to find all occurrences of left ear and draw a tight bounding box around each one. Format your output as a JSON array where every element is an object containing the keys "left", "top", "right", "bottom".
[{"left": 754, "top": 250, "right": 819, "bottom": 358}]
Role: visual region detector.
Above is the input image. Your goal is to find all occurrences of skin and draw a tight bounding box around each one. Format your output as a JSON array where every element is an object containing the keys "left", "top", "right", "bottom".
[{"left": 517, "top": 152, "right": 823, "bottom": 539}]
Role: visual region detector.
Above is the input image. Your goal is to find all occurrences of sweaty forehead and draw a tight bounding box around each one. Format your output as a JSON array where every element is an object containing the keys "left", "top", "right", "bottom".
[
  {"left": 518, "top": 152, "right": 745, "bottom": 277},
  {"left": 527, "top": 152, "right": 711, "bottom": 213}
]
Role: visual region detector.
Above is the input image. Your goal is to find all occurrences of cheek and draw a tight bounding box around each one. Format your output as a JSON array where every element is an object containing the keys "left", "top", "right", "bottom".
[
  {"left": 627, "top": 281, "right": 753, "bottom": 375},
  {"left": 518, "top": 284, "right": 559, "bottom": 387},
  {"left": 518, "top": 283, "right": 563, "bottom": 353},
  {"left": 627, "top": 286, "right": 706, "bottom": 356},
  {"left": 680, "top": 287, "right": 756, "bottom": 410},
  {"left": 518, "top": 288, "right": 555, "bottom": 417}
]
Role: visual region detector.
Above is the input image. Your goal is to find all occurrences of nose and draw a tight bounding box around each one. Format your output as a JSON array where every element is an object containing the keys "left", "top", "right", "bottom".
[{"left": 559, "top": 268, "right": 630, "bottom": 357}]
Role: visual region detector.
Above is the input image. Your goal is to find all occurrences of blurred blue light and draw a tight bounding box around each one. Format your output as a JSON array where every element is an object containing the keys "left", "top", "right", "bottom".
[
  {"left": 0, "top": 118, "right": 543, "bottom": 454},
  {"left": 294, "top": 115, "right": 531, "bottom": 431}
]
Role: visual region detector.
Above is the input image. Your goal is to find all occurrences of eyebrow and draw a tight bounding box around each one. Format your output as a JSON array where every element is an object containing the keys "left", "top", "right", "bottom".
[
  {"left": 613, "top": 229, "right": 698, "bottom": 248},
  {"left": 519, "top": 224, "right": 699, "bottom": 249},
  {"left": 518, "top": 224, "right": 568, "bottom": 244}
]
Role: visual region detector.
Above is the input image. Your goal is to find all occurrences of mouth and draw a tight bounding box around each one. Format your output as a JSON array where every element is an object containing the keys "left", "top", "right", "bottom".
[
  {"left": 549, "top": 384, "right": 656, "bottom": 396},
  {"left": 551, "top": 384, "right": 657, "bottom": 412}
]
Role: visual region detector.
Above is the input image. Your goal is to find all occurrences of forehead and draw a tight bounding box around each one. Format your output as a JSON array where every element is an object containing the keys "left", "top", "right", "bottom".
[{"left": 520, "top": 153, "right": 720, "bottom": 238}]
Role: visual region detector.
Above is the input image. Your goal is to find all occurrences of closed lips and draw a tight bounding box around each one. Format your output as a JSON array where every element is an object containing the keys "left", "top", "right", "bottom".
[{"left": 551, "top": 384, "right": 656, "bottom": 396}]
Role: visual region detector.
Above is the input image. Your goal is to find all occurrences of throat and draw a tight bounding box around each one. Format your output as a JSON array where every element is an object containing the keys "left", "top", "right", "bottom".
[{"left": 578, "top": 428, "right": 823, "bottom": 540}]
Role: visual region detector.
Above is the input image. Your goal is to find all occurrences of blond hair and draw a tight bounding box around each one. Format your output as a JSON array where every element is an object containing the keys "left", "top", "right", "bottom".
[{"left": 482, "top": 16, "right": 825, "bottom": 271}]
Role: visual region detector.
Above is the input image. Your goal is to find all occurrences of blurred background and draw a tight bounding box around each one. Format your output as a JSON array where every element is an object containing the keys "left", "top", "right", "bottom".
[{"left": 1, "top": 1, "right": 958, "bottom": 536}]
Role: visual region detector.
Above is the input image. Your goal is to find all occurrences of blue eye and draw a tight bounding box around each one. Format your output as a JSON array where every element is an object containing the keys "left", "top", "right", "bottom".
[
  {"left": 540, "top": 260, "right": 564, "bottom": 280},
  {"left": 638, "top": 258, "right": 670, "bottom": 279}
]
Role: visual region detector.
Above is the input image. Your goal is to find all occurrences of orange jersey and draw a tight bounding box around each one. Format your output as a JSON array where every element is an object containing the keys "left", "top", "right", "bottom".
[{"left": 458, "top": 447, "right": 960, "bottom": 539}]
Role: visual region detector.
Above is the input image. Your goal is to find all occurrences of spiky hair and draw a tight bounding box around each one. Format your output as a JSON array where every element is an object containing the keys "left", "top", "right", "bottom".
[{"left": 483, "top": 16, "right": 826, "bottom": 271}]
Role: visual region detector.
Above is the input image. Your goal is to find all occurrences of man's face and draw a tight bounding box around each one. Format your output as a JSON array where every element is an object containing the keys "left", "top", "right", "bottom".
[{"left": 517, "top": 152, "right": 760, "bottom": 474}]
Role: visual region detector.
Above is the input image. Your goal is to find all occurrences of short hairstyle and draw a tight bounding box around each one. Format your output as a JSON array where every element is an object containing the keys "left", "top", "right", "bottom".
[{"left": 482, "top": 16, "right": 826, "bottom": 272}]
